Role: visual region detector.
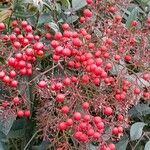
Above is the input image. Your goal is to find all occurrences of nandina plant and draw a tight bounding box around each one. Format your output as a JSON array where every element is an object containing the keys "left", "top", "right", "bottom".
[{"left": 0, "top": 0, "right": 150, "bottom": 150}]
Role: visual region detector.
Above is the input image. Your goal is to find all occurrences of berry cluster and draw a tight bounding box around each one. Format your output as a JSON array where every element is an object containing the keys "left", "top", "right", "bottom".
[{"left": 0, "top": 0, "right": 150, "bottom": 149}]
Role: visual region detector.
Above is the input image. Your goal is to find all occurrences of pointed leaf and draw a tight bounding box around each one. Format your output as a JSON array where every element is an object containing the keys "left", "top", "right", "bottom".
[{"left": 130, "top": 122, "right": 146, "bottom": 141}]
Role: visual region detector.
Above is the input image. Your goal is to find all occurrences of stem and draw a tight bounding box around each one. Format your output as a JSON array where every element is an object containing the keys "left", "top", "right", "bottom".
[{"left": 23, "top": 130, "right": 39, "bottom": 150}]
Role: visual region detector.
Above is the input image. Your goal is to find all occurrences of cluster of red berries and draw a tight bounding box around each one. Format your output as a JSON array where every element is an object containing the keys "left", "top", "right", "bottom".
[
  {"left": 0, "top": 20, "right": 47, "bottom": 117},
  {"left": 0, "top": 0, "right": 150, "bottom": 149}
]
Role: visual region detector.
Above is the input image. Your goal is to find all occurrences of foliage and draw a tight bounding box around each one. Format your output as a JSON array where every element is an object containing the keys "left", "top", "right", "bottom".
[{"left": 0, "top": 0, "right": 149, "bottom": 150}]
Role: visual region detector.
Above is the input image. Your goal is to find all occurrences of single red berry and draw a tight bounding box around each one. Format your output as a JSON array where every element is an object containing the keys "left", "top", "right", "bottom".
[
  {"left": 56, "top": 94, "right": 65, "bottom": 102},
  {"left": 21, "top": 21, "right": 28, "bottom": 28},
  {"left": 3, "top": 76, "right": 11, "bottom": 83},
  {"left": 66, "top": 118, "right": 73, "bottom": 126},
  {"left": 117, "top": 114, "right": 124, "bottom": 121},
  {"left": 112, "top": 127, "right": 119, "bottom": 135},
  {"left": 0, "top": 22, "right": 5, "bottom": 30},
  {"left": 61, "top": 106, "right": 69, "bottom": 114},
  {"left": 109, "top": 143, "right": 116, "bottom": 150},
  {"left": 73, "top": 112, "right": 81, "bottom": 121},
  {"left": 87, "top": 128, "right": 94, "bottom": 136},
  {"left": 45, "top": 33, "right": 51, "bottom": 40},
  {"left": 62, "top": 23, "right": 69, "bottom": 30},
  {"left": 82, "top": 102, "right": 89, "bottom": 109},
  {"left": 24, "top": 110, "right": 31, "bottom": 117},
  {"left": 12, "top": 97, "right": 20, "bottom": 104},
  {"left": 17, "top": 110, "right": 24, "bottom": 117},
  {"left": 93, "top": 132, "right": 100, "bottom": 139},
  {"left": 11, "top": 80, "right": 18, "bottom": 87},
  {"left": 0, "top": 71, "right": 5, "bottom": 79},
  {"left": 59, "top": 122, "right": 67, "bottom": 130},
  {"left": 86, "top": 0, "right": 93, "bottom": 4},
  {"left": 83, "top": 9, "right": 92, "bottom": 17},
  {"left": 143, "top": 73, "right": 150, "bottom": 80},
  {"left": 38, "top": 80, "right": 47, "bottom": 88},
  {"left": 134, "top": 88, "right": 141, "bottom": 95},
  {"left": 104, "top": 107, "right": 113, "bottom": 115}
]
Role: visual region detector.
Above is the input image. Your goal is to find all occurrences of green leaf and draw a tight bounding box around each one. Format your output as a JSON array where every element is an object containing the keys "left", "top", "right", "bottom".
[
  {"left": 145, "top": 141, "right": 150, "bottom": 150},
  {"left": 130, "top": 122, "right": 146, "bottom": 141},
  {"left": 129, "top": 103, "right": 150, "bottom": 117},
  {"left": 66, "top": 15, "right": 79, "bottom": 23},
  {"left": 0, "top": 142, "right": 4, "bottom": 150},
  {"left": 60, "top": 0, "right": 71, "bottom": 9},
  {"left": 125, "top": 7, "right": 139, "bottom": 28},
  {"left": 37, "top": 13, "right": 52, "bottom": 27},
  {"left": 0, "top": 112, "right": 16, "bottom": 135},
  {"left": 116, "top": 137, "right": 129, "bottom": 150},
  {"left": 48, "top": 22, "right": 59, "bottom": 32},
  {"left": 72, "top": 0, "right": 87, "bottom": 11}
]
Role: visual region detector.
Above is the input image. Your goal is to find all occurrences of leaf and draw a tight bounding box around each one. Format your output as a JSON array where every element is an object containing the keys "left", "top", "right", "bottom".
[
  {"left": 145, "top": 141, "right": 150, "bottom": 150},
  {"left": 0, "top": 111, "right": 16, "bottom": 135},
  {"left": 72, "top": 0, "right": 87, "bottom": 11},
  {"left": 129, "top": 103, "right": 150, "bottom": 117},
  {"left": 37, "top": 13, "right": 52, "bottom": 26},
  {"left": 66, "top": 15, "right": 79, "bottom": 23},
  {"left": 0, "top": 9, "right": 12, "bottom": 22},
  {"left": 116, "top": 136, "right": 129, "bottom": 150},
  {"left": 125, "top": 7, "right": 139, "bottom": 28},
  {"left": 130, "top": 122, "right": 146, "bottom": 141},
  {"left": 60, "top": 0, "right": 71, "bottom": 9},
  {"left": 0, "top": 142, "right": 4, "bottom": 150},
  {"left": 48, "top": 22, "right": 59, "bottom": 32}
]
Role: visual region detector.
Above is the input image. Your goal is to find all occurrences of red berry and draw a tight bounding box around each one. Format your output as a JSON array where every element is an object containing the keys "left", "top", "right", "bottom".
[
  {"left": 73, "top": 112, "right": 81, "bottom": 121},
  {"left": 21, "top": 21, "right": 28, "bottom": 28},
  {"left": 82, "top": 102, "right": 89, "bottom": 109},
  {"left": 61, "top": 106, "right": 69, "bottom": 114},
  {"left": 143, "top": 73, "right": 150, "bottom": 80},
  {"left": 112, "top": 127, "right": 119, "bottom": 135},
  {"left": 83, "top": 9, "right": 92, "bottom": 17},
  {"left": 104, "top": 107, "right": 113, "bottom": 115},
  {"left": 0, "top": 22, "right": 5, "bottom": 30},
  {"left": 24, "top": 110, "right": 31, "bottom": 117},
  {"left": 117, "top": 114, "right": 124, "bottom": 121},
  {"left": 87, "top": 128, "right": 94, "bottom": 136},
  {"left": 33, "top": 42, "right": 44, "bottom": 51},
  {"left": 17, "top": 110, "right": 24, "bottom": 117},
  {"left": 134, "top": 88, "right": 141, "bottom": 95},
  {"left": 38, "top": 80, "right": 47, "bottom": 88},
  {"left": 62, "top": 23, "right": 69, "bottom": 30},
  {"left": 25, "top": 25, "right": 32, "bottom": 32},
  {"left": 86, "top": 0, "right": 93, "bottom": 4},
  {"left": 45, "top": 33, "right": 51, "bottom": 40},
  {"left": 0, "top": 71, "right": 5, "bottom": 79},
  {"left": 66, "top": 118, "right": 73, "bottom": 126},
  {"left": 109, "top": 143, "right": 116, "bottom": 150},
  {"left": 56, "top": 94, "right": 65, "bottom": 102},
  {"left": 3, "top": 76, "right": 11, "bottom": 83},
  {"left": 54, "top": 32, "right": 62, "bottom": 40},
  {"left": 11, "top": 80, "right": 18, "bottom": 87},
  {"left": 12, "top": 97, "right": 20, "bottom": 104},
  {"left": 93, "top": 132, "right": 100, "bottom": 139},
  {"left": 59, "top": 122, "right": 67, "bottom": 130}
]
